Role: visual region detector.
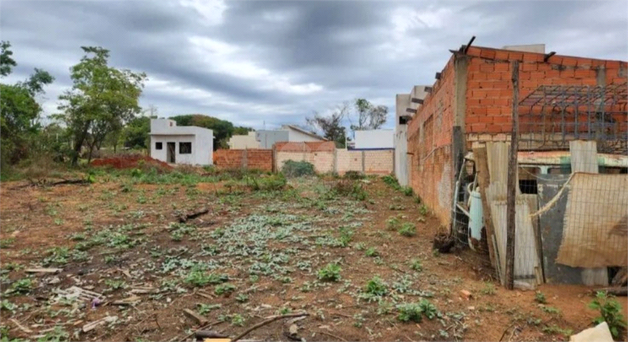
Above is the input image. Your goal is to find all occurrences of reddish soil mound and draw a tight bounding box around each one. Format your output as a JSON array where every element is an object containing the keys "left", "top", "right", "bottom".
[{"left": 91, "top": 155, "right": 172, "bottom": 170}]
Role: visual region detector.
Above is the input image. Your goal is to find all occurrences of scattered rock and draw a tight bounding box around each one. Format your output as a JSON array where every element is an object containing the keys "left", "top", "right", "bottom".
[
  {"left": 46, "top": 277, "right": 61, "bottom": 285},
  {"left": 570, "top": 322, "right": 613, "bottom": 342},
  {"left": 26, "top": 268, "right": 62, "bottom": 274},
  {"left": 82, "top": 316, "right": 117, "bottom": 333},
  {"left": 183, "top": 308, "right": 208, "bottom": 325},
  {"left": 460, "top": 289, "right": 472, "bottom": 300}
]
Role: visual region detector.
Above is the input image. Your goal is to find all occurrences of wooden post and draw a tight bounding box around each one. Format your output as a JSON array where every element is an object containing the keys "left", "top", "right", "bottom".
[{"left": 505, "top": 60, "right": 520, "bottom": 290}]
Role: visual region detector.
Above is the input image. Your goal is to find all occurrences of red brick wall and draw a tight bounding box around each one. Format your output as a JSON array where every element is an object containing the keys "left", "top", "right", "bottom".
[
  {"left": 213, "top": 149, "right": 273, "bottom": 171},
  {"left": 274, "top": 141, "right": 336, "bottom": 152},
  {"left": 407, "top": 47, "right": 627, "bottom": 225},
  {"left": 407, "top": 57, "right": 456, "bottom": 224},
  {"left": 464, "top": 47, "right": 628, "bottom": 140}
]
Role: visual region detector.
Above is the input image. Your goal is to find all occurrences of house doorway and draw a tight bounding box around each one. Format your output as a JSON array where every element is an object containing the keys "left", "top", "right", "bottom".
[{"left": 167, "top": 142, "right": 176, "bottom": 163}]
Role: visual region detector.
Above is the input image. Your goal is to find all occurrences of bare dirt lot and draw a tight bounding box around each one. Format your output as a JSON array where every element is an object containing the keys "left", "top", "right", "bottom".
[{"left": 0, "top": 169, "right": 625, "bottom": 341}]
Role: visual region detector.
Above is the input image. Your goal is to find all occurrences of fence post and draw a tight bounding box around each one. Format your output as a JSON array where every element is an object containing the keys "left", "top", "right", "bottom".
[
  {"left": 505, "top": 60, "right": 520, "bottom": 290},
  {"left": 361, "top": 151, "right": 365, "bottom": 173},
  {"left": 333, "top": 148, "right": 338, "bottom": 174},
  {"left": 242, "top": 148, "right": 248, "bottom": 170}
]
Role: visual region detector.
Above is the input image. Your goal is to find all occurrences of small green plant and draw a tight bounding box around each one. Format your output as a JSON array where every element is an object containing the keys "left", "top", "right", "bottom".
[
  {"left": 397, "top": 303, "right": 423, "bottom": 322},
  {"left": 419, "top": 299, "right": 439, "bottom": 319},
  {"left": 364, "top": 276, "right": 388, "bottom": 297},
  {"left": 231, "top": 313, "right": 245, "bottom": 326},
  {"left": 7, "top": 278, "right": 32, "bottom": 294},
  {"left": 105, "top": 279, "right": 128, "bottom": 290},
  {"left": 337, "top": 227, "right": 354, "bottom": 247},
  {"left": 69, "top": 233, "right": 85, "bottom": 241},
  {"left": 185, "top": 270, "right": 228, "bottom": 287},
  {"left": 402, "top": 186, "right": 413, "bottom": 196},
  {"left": 0, "top": 299, "right": 16, "bottom": 312},
  {"left": 236, "top": 293, "right": 249, "bottom": 303},
  {"left": 36, "top": 326, "right": 69, "bottom": 342},
  {"left": 197, "top": 303, "right": 221, "bottom": 315},
  {"left": 542, "top": 324, "right": 573, "bottom": 337},
  {"left": 386, "top": 216, "right": 400, "bottom": 231},
  {"left": 0, "top": 238, "right": 15, "bottom": 248},
  {"left": 419, "top": 204, "right": 429, "bottom": 216},
  {"left": 541, "top": 305, "right": 561, "bottom": 315},
  {"left": 365, "top": 247, "right": 379, "bottom": 257},
  {"left": 214, "top": 283, "right": 236, "bottom": 296},
  {"left": 278, "top": 307, "right": 292, "bottom": 315},
  {"left": 397, "top": 299, "right": 439, "bottom": 323},
  {"left": 535, "top": 291, "right": 547, "bottom": 304},
  {"left": 588, "top": 291, "right": 627, "bottom": 338},
  {"left": 317, "top": 263, "right": 341, "bottom": 282},
  {"left": 410, "top": 259, "right": 423, "bottom": 272},
  {"left": 382, "top": 175, "right": 400, "bottom": 189},
  {"left": 353, "top": 313, "right": 365, "bottom": 328},
  {"left": 354, "top": 242, "right": 366, "bottom": 250},
  {"left": 481, "top": 282, "right": 496, "bottom": 295},
  {"left": 398, "top": 223, "right": 416, "bottom": 237},
  {"left": 104, "top": 255, "right": 118, "bottom": 264}
]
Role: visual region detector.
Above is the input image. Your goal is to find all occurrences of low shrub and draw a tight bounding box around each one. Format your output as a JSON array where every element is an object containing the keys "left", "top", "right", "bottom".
[
  {"left": 282, "top": 160, "right": 315, "bottom": 178},
  {"left": 244, "top": 174, "right": 286, "bottom": 191},
  {"left": 344, "top": 171, "right": 365, "bottom": 180},
  {"left": 397, "top": 299, "right": 439, "bottom": 323},
  {"left": 398, "top": 223, "right": 416, "bottom": 237},
  {"left": 317, "top": 263, "right": 342, "bottom": 282},
  {"left": 331, "top": 180, "right": 368, "bottom": 201},
  {"left": 382, "top": 175, "right": 400, "bottom": 189},
  {"left": 589, "top": 291, "right": 627, "bottom": 338},
  {"left": 364, "top": 276, "right": 388, "bottom": 297}
]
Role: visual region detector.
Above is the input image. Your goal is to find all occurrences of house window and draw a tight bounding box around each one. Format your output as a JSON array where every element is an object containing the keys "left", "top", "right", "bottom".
[
  {"left": 179, "top": 142, "right": 192, "bottom": 154},
  {"left": 155, "top": 142, "right": 163, "bottom": 150}
]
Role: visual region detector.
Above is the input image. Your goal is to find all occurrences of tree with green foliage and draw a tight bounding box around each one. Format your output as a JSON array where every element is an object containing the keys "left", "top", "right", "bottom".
[
  {"left": 233, "top": 126, "right": 253, "bottom": 135},
  {"left": 349, "top": 98, "right": 388, "bottom": 136},
  {"left": 171, "top": 114, "right": 235, "bottom": 150},
  {"left": 0, "top": 41, "right": 54, "bottom": 166},
  {"left": 121, "top": 116, "right": 151, "bottom": 149},
  {"left": 0, "top": 41, "right": 16, "bottom": 77},
  {"left": 56, "top": 46, "right": 146, "bottom": 164}
]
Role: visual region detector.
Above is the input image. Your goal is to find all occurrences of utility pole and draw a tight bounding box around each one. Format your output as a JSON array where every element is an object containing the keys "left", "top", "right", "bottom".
[{"left": 505, "top": 60, "right": 520, "bottom": 290}]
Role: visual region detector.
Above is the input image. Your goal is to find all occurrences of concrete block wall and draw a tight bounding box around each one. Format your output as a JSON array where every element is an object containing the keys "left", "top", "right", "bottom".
[
  {"left": 274, "top": 141, "right": 336, "bottom": 173},
  {"left": 213, "top": 149, "right": 273, "bottom": 171},
  {"left": 364, "top": 150, "right": 394, "bottom": 175},
  {"left": 336, "top": 149, "right": 363, "bottom": 174},
  {"left": 335, "top": 149, "right": 393, "bottom": 175}
]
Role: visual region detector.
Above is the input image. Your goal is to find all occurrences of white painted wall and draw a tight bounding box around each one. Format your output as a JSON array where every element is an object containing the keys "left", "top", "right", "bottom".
[
  {"left": 395, "top": 94, "right": 411, "bottom": 186},
  {"left": 228, "top": 132, "right": 260, "bottom": 149},
  {"left": 281, "top": 126, "right": 325, "bottom": 142},
  {"left": 149, "top": 119, "right": 213, "bottom": 165},
  {"left": 354, "top": 130, "right": 394, "bottom": 149}
]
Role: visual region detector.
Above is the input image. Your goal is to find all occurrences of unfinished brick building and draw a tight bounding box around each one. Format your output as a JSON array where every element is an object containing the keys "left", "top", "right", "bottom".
[{"left": 406, "top": 45, "right": 628, "bottom": 225}]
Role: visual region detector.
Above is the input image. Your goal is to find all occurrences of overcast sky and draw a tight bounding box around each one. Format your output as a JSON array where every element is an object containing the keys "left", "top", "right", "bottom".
[{"left": 1, "top": 0, "right": 627, "bottom": 130}]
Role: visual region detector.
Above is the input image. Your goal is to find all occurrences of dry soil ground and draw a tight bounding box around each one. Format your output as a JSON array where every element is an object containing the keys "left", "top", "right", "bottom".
[{"left": 0, "top": 169, "right": 625, "bottom": 342}]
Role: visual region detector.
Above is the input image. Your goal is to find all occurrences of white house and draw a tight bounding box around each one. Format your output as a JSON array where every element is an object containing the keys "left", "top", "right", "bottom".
[
  {"left": 228, "top": 131, "right": 260, "bottom": 149},
  {"left": 256, "top": 125, "right": 327, "bottom": 149},
  {"left": 149, "top": 119, "right": 213, "bottom": 166},
  {"left": 353, "top": 129, "right": 394, "bottom": 150},
  {"left": 281, "top": 125, "right": 327, "bottom": 142}
]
